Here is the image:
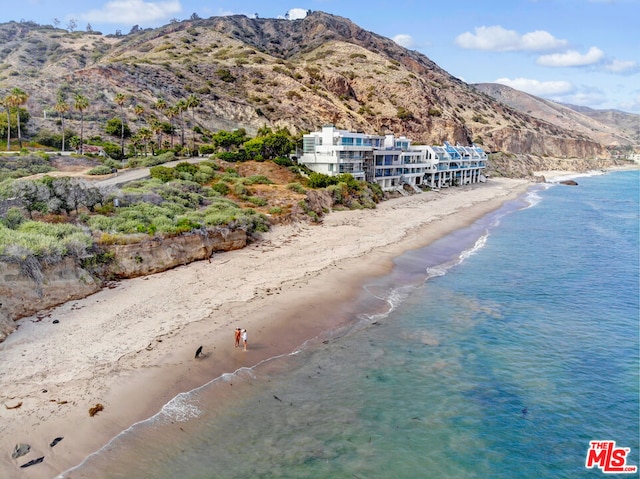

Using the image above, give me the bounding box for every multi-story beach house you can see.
[415,142,488,189]
[298,125,488,191]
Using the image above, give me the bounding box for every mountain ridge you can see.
[472,82,638,151]
[0,12,635,163]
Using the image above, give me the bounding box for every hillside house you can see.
[298,126,487,191]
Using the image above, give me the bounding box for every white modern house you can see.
[370,134,430,190]
[300,125,381,182]
[298,125,487,191]
[416,142,487,188]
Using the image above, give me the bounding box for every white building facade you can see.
[416,142,487,188]
[298,126,487,191]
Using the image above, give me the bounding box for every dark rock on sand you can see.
[20,456,44,468]
[11,443,30,459]
[50,437,63,447]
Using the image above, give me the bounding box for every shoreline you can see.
[0,176,546,478]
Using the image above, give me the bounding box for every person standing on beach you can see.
[242,329,248,351]
[234,328,241,348]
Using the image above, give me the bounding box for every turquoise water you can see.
[63,171,639,478]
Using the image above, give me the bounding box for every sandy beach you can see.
[0,177,532,478]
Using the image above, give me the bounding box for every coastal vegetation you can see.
[0,122,387,282]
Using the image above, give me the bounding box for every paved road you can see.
[96,157,208,187]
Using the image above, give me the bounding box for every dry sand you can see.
[0,178,531,478]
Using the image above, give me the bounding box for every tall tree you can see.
[166,106,178,149]
[114,93,127,157]
[153,97,167,116]
[7,88,28,149]
[53,98,70,152]
[133,104,144,127]
[73,93,89,154]
[186,94,200,123]
[175,99,187,148]
[150,118,164,150]
[186,94,201,152]
[137,127,152,156]
[1,95,10,150]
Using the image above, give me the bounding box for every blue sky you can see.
[7,0,640,113]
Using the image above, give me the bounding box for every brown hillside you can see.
[0,13,627,163]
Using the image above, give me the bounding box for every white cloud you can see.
[605,59,638,73]
[285,8,308,20]
[495,77,575,96]
[393,34,415,48]
[77,0,182,24]
[455,25,568,52]
[537,46,605,67]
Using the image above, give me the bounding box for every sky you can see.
[5,0,640,113]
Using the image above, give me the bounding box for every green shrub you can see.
[216,151,247,162]
[0,221,92,259]
[174,162,199,176]
[242,175,273,185]
[87,165,114,175]
[307,172,332,188]
[2,207,25,229]
[273,157,293,167]
[216,68,236,82]
[141,151,175,167]
[286,182,306,194]
[102,158,121,169]
[247,196,267,207]
[233,183,250,196]
[199,144,216,155]
[397,106,414,120]
[211,182,230,195]
[149,165,176,182]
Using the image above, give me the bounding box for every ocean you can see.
[62,170,639,479]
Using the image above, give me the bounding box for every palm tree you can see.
[114,93,127,157]
[74,93,89,154]
[7,88,28,149]
[53,99,70,152]
[153,97,167,116]
[133,104,144,127]
[150,118,164,151]
[137,127,152,156]
[165,105,178,149]
[175,99,187,148]
[186,94,201,153]
[1,95,10,151]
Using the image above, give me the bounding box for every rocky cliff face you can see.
[0,228,247,337]
[102,228,247,277]
[0,257,101,338]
